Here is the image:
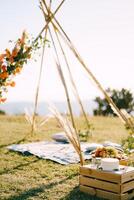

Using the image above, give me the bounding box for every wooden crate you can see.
[79,164,134,200]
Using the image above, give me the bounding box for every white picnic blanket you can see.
[7,141,93,165]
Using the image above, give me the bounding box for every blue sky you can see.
[0,0,134,102]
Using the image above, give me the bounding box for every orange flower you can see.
[9,57,14,63]
[5,49,11,58]
[2,65,7,72]
[12,48,19,58]
[0,54,5,62]
[0,31,33,102]
[0,72,8,79]
[15,67,21,73]
[0,62,3,69]
[27,54,31,59]
[10,81,16,87]
[4,82,10,86]
[20,30,27,44]
[0,98,7,103]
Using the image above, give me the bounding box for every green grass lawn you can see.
[0,115,130,200]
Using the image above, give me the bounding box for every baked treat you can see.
[101,158,119,171]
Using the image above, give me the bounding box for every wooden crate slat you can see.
[80,165,134,200]
[120,194,130,200]
[80,185,96,196]
[121,167,134,183]
[118,190,134,200]
[80,185,122,200]
[80,175,120,193]
[121,180,134,193]
[80,165,121,183]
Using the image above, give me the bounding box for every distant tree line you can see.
[93,88,134,116]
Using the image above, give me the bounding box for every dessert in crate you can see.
[101,158,119,171]
[92,146,128,165]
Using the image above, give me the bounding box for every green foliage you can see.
[122,135,134,153]
[122,118,134,153]
[78,130,91,142]
[93,88,134,116]
[0,109,6,115]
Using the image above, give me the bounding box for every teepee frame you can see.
[30,0,134,165]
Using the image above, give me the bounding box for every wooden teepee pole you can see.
[42,0,91,135]
[48,26,77,131]
[47,26,84,165]
[40,1,77,130]
[50,106,84,165]
[32,0,66,46]
[53,27,91,132]
[31,0,66,135]
[41,2,132,129]
[53,25,129,124]
[31,28,48,135]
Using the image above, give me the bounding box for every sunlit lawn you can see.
[0,115,130,200]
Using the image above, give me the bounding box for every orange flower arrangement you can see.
[0,31,32,102]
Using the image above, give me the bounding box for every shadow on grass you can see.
[0,137,27,149]
[7,173,78,200]
[0,158,39,175]
[60,186,103,200]
[7,187,44,200]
